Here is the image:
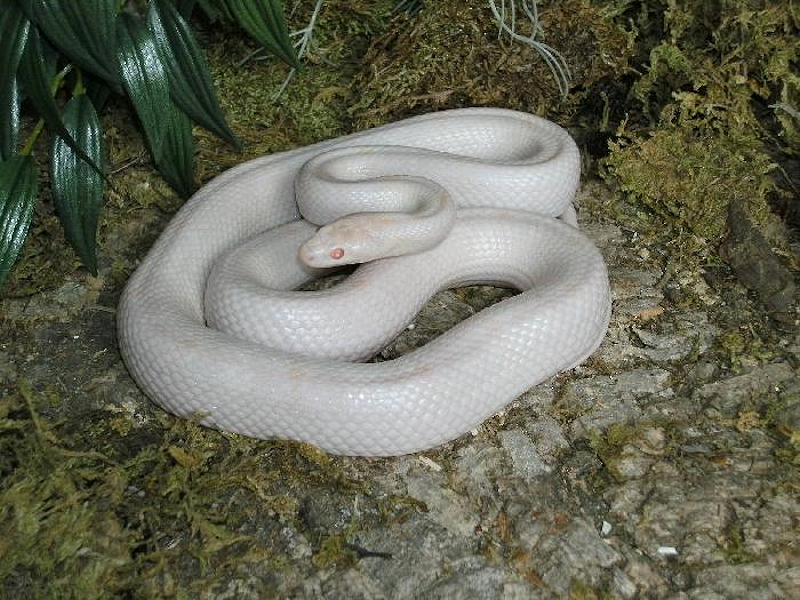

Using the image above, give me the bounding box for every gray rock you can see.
[564,368,672,439]
[720,202,797,320]
[695,362,795,417]
[613,567,638,599]
[417,562,507,600]
[405,474,479,538]
[772,395,800,434]
[536,521,622,595]
[454,443,505,498]
[499,429,553,479]
[299,489,355,532]
[687,360,719,384]
[689,563,791,600]
[631,311,717,362]
[320,568,388,600]
[527,414,570,458]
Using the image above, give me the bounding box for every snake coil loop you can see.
[118,108,611,456]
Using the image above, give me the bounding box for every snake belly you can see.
[117,108,611,456]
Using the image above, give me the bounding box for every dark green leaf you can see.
[51,95,105,275]
[39,34,60,83]
[196,0,233,21]
[19,0,120,86]
[157,102,196,199]
[0,155,38,287]
[224,0,300,69]
[0,3,30,159]
[148,0,241,149]
[173,0,197,19]
[17,26,103,174]
[116,12,170,164]
[0,2,30,77]
[1,78,20,162]
[116,13,195,198]
[84,75,112,112]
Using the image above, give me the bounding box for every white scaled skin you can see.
[117,108,612,456]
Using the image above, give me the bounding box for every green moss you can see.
[377,493,429,523]
[569,577,620,600]
[718,330,747,360]
[197,0,397,150]
[602,0,798,262]
[775,432,800,470]
[765,393,800,429]
[716,327,773,369]
[588,422,643,482]
[589,422,639,453]
[310,532,358,569]
[1,383,137,599]
[351,0,632,127]
[633,0,799,148]
[588,421,680,483]
[632,43,695,114]
[720,525,757,565]
[0,381,371,598]
[768,392,800,469]
[604,124,778,257]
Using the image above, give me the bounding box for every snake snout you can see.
[299,220,370,268]
[299,215,394,268]
[298,234,333,268]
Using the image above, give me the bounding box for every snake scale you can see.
[118,108,611,456]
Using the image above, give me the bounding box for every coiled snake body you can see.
[118,108,611,456]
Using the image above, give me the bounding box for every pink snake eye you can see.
[330,247,345,260]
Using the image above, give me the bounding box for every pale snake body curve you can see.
[117,108,611,456]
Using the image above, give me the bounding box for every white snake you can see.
[117,108,611,456]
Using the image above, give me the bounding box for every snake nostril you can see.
[330,248,345,259]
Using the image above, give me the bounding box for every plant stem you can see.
[18,64,75,157]
[20,119,46,156]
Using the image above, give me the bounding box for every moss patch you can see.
[0,381,377,599]
[604,124,778,257]
[601,0,798,264]
[350,0,632,127]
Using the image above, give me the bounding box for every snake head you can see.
[299,214,403,268]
